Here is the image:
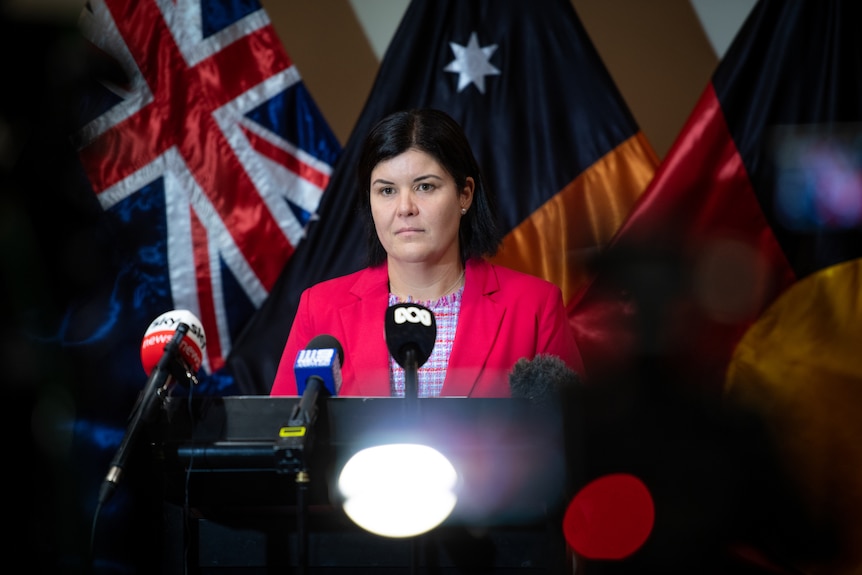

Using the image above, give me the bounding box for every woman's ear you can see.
[461,176,475,211]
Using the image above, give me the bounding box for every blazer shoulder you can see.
[483,262,560,293]
[306,270,361,295]
[303,265,387,302]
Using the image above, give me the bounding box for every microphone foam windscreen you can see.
[384,303,437,369]
[508,354,580,404]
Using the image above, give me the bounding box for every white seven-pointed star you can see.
[444,32,501,93]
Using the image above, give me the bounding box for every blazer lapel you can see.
[338,265,392,396]
[443,260,504,396]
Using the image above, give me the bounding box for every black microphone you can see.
[508,354,581,406]
[509,354,584,514]
[384,303,436,399]
[99,310,205,506]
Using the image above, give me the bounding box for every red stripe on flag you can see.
[244,126,330,189]
[190,207,224,371]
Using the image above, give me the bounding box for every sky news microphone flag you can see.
[59,0,339,571]
[569,1,862,571]
[227,0,659,393]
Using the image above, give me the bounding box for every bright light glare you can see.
[338,443,458,538]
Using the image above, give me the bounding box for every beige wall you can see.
[263,0,720,159]
[261,1,379,149]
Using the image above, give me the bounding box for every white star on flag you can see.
[444,31,501,93]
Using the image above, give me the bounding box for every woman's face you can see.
[370,148,473,267]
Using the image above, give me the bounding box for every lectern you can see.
[150,395,573,574]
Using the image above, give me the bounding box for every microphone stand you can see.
[99,323,190,506]
[401,348,420,574]
[403,348,419,402]
[281,378,324,575]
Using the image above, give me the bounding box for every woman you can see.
[270,108,584,397]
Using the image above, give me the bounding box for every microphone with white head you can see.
[140,308,206,378]
[99,309,206,506]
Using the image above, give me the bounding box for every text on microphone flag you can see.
[140,309,206,374]
[394,305,434,327]
[295,348,338,368]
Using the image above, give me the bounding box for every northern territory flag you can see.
[227,0,658,393]
[569,1,862,571]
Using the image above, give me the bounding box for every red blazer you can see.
[270,259,584,397]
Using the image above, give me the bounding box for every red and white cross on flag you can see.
[73,0,340,373]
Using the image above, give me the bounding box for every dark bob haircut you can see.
[356,108,502,266]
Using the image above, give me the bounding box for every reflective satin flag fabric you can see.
[69,0,339,383]
[57,1,339,571]
[226,0,658,392]
[569,1,862,572]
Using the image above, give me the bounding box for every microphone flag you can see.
[295,347,342,396]
[140,309,206,377]
[384,303,437,370]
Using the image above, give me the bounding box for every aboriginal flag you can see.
[569,1,862,571]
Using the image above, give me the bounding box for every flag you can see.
[55,0,339,571]
[69,0,340,383]
[226,0,659,393]
[569,0,862,571]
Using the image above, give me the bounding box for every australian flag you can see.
[48,0,340,572]
[69,0,340,382]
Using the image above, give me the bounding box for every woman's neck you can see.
[387,260,465,302]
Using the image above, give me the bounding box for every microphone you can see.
[384,303,436,399]
[290,335,344,425]
[277,336,344,474]
[282,336,344,568]
[508,354,581,406]
[99,310,206,506]
[294,334,344,397]
[140,308,206,378]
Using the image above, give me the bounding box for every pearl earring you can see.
[461,208,467,215]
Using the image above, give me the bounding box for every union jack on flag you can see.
[71,0,340,378]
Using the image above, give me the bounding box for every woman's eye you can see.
[417,183,434,192]
[379,186,395,196]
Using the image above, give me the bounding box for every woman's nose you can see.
[396,191,417,215]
